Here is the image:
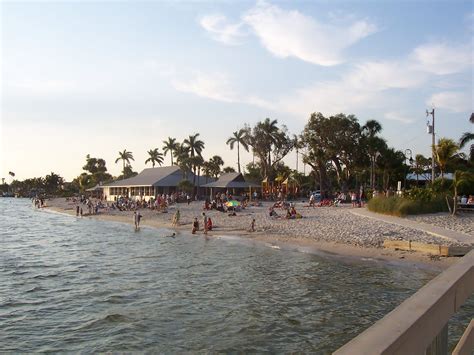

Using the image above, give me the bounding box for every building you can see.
[102,166,212,201]
[201,172,260,199]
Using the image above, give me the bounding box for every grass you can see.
[367,195,449,216]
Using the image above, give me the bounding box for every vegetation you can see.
[368,195,448,216]
[4,110,472,211]
[145,148,164,168]
[226,129,249,173]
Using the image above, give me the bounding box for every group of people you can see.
[269,203,302,219]
[192,212,213,234]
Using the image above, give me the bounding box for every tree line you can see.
[3,112,473,197]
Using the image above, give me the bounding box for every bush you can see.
[368,195,448,216]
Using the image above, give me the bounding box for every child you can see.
[192,217,199,234]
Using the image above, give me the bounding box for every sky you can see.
[1,0,473,181]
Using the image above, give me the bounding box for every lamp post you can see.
[404,149,413,189]
[426,108,435,184]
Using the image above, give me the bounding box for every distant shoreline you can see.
[41,197,471,271]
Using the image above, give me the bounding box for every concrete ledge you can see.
[383,240,472,257]
[334,250,474,354]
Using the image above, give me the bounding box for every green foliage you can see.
[431,178,452,193]
[177,179,194,193]
[368,195,448,216]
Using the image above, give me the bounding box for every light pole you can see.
[404,149,413,189]
[426,108,435,184]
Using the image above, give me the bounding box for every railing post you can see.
[425,323,448,355]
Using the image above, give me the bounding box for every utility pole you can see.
[426,108,435,184]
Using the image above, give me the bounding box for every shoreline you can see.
[44,202,461,271]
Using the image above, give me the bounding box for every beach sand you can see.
[45,197,474,270]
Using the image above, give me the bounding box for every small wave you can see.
[77,313,133,331]
[25,286,44,293]
[32,273,60,279]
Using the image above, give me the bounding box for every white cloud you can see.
[199,14,245,45]
[242,2,377,66]
[411,42,472,75]
[427,91,473,113]
[384,111,414,124]
[171,71,273,109]
[347,61,426,90]
[199,2,377,66]
[172,72,239,103]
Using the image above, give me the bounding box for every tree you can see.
[434,138,459,180]
[183,133,205,157]
[377,148,405,190]
[175,144,191,179]
[244,118,293,180]
[183,133,205,185]
[452,170,474,214]
[361,120,385,189]
[208,155,224,178]
[44,172,64,194]
[145,148,164,168]
[115,149,134,174]
[222,166,236,173]
[121,166,138,179]
[412,154,431,183]
[226,129,249,173]
[459,113,474,162]
[82,154,112,187]
[163,137,179,165]
[301,113,362,195]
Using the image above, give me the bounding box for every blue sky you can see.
[1,0,473,181]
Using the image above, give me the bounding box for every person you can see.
[269,206,278,218]
[309,193,315,207]
[206,217,213,231]
[249,218,256,232]
[172,209,180,226]
[165,232,176,238]
[202,212,208,234]
[80,207,83,217]
[134,211,142,230]
[186,194,191,205]
[76,205,80,216]
[192,217,199,234]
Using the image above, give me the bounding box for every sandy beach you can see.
[44,197,474,270]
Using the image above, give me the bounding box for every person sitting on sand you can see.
[269,206,278,218]
[192,217,199,234]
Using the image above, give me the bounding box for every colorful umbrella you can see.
[226,200,241,207]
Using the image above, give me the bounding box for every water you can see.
[0,199,472,352]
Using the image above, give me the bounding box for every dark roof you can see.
[104,166,213,187]
[202,173,260,188]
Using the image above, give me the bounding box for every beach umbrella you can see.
[226,200,241,207]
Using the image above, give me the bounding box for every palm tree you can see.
[226,129,249,173]
[145,148,164,168]
[459,113,474,161]
[184,133,205,184]
[183,133,205,157]
[163,137,179,165]
[434,138,459,180]
[115,149,134,173]
[209,155,224,178]
[175,144,191,179]
[452,170,474,215]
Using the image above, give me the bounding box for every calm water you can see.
[0,198,471,352]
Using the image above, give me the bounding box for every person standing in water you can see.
[172,209,180,226]
[134,211,142,230]
[202,212,208,234]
